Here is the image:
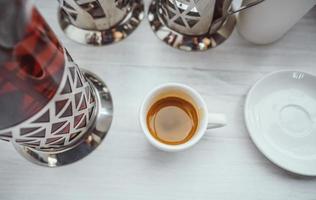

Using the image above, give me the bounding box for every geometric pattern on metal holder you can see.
[0,52,96,150]
[160,0,202,30]
[58,0,128,30]
[59,0,106,21]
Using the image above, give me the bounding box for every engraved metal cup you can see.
[58,0,144,45]
[148,0,264,51]
[0,0,113,167]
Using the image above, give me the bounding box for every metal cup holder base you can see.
[14,70,113,167]
[148,0,237,51]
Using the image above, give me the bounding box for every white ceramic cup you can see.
[139,83,227,152]
[237,0,316,44]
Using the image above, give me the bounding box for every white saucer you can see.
[245,71,316,176]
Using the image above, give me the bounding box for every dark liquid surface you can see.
[146,97,199,145]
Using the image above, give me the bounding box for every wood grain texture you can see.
[1,1,316,199]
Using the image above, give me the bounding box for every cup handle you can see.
[207,113,227,130]
[231,0,265,15]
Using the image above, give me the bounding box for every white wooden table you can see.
[1,1,316,199]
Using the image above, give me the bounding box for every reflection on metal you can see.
[148,0,236,51]
[159,0,216,36]
[58,0,144,45]
[15,69,113,167]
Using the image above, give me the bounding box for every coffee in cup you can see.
[140,83,227,152]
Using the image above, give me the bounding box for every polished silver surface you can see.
[159,0,217,36]
[14,70,113,167]
[148,0,236,51]
[148,0,263,51]
[58,0,144,45]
